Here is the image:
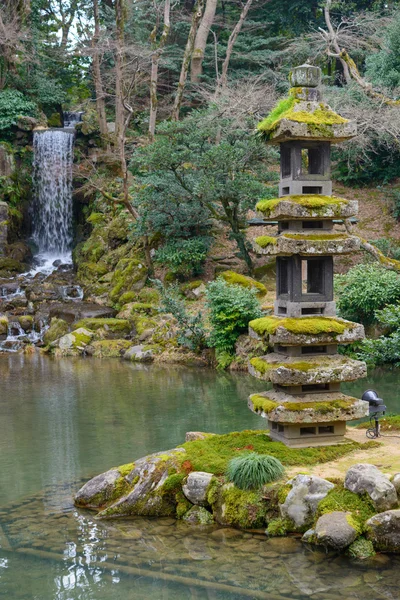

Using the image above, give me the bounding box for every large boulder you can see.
[392,473,400,495]
[183,472,214,506]
[124,344,154,362]
[366,509,400,552]
[53,328,94,356]
[88,448,186,519]
[344,464,397,512]
[43,318,69,346]
[280,474,334,528]
[75,468,123,509]
[307,511,358,551]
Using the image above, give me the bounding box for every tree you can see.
[190,0,217,83]
[171,0,205,120]
[149,0,171,138]
[132,108,274,273]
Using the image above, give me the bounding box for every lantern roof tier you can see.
[256,194,358,220]
[253,231,360,256]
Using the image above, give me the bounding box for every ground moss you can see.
[347,537,376,559]
[162,473,186,492]
[249,394,279,413]
[175,490,193,519]
[91,339,133,358]
[128,302,157,315]
[266,517,291,537]
[110,258,147,303]
[181,280,204,292]
[316,485,376,533]
[117,462,135,477]
[277,484,292,504]
[256,195,349,217]
[254,236,277,248]
[220,270,267,296]
[74,318,131,333]
[43,318,69,345]
[249,315,352,337]
[249,357,272,374]
[282,233,348,241]
[216,485,268,529]
[178,430,377,474]
[87,212,106,225]
[119,291,137,305]
[283,399,357,414]
[72,331,93,348]
[132,314,158,335]
[356,415,400,431]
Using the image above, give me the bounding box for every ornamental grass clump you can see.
[226,452,284,490]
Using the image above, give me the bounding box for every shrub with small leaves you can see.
[206,278,262,354]
[226,452,284,490]
[0,90,37,131]
[154,237,210,278]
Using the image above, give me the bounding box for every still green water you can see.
[0,355,399,600]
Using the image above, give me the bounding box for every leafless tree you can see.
[190,0,217,83]
[0,1,30,88]
[149,0,171,138]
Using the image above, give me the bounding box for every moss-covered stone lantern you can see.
[248,64,369,448]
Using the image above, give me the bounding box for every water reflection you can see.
[1,355,400,599]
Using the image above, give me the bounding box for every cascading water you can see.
[31,124,75,274]
[63,111,83,129]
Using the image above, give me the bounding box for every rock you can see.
[73,318,132,338]
[280,474,334,528]
[0,144,15,177]
[75,468,122,509]
[5,242,32,263]
[182,506,214,525]
[17,115,37,131]
[183,472,214,506]
[0,315,8,337]
[366,510,400,552]
[344,464,397,512]
[311,511,358,550]
[17,315,33,333]
[182,282,206,300]
[210,482,267,529]
[392,474,400,495]
[124,344,154,362]
[53,328,94,356]
[0,258,26,274]
[91,339,133,358]
[0,202,8,255]
[43,318,69,346]
[92,448,187,519]
[185,431,215,442]
[49,302,116,324]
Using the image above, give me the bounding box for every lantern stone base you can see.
[267,419,348,448]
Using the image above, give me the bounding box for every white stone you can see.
[183,472,214,506]
[280,474,334,528]
[344,464,398,512]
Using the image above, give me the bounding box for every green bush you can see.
[154,279,207,352]
[335,264,400,326]
[154,237,210,278]
[352,330,400,367]
[0,90,37,131]
[371,237,400,260]
[226,452,284,490]
[206,278,262,354]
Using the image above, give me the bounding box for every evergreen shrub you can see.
[154,237,210,278]
[0,90,37,131]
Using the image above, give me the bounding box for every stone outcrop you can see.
[182,472,214,506]
[366,510,400,552]
[306,511,358,550]
[344,464,398,512]
[279,474,334,528]
[75,468,123,509]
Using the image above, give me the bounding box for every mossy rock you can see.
[209,481,268,529]
[107,216,129,248]
[47,112,62,127]
[73,318,132,336]
[43,318,69,345]
[0,315,8,336]
[256,195,357,220]
[17,315,34,332]
[78,261,109,283]
[316,485,376,534]
[0,258,26,273]
[110,258,147,302]
[220,270,266,297]
[90,339,133,358]
[132,314,158,336]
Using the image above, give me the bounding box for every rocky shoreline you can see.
[74,430,400,559]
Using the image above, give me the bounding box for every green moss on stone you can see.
[256,195,349,217]
[283,399,357,414]
[266,517,291,537]
[220,270,267,296]
[249,394,279,413]
[91,339,133,358]
[117,462,135,477]
[347,537,376,559]
[216,485,268,529]
[175,490,193,519]
[277,483,291,504]
[282,233,348,241]
[43,318,69,345]
[254,236,277,248]
[316,485,376,534]
[249,315,352,337]
[74,318,131,334]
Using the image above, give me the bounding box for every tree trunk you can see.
[149,0,171,139]
[323,0,351,85]
[114,0,126,160]
[93,0,109,144]
[190,0,217,83]
[171,0,205,121]
[219,0,254,90]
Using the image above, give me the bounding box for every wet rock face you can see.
[75,468,122,509]
[183,472,214,507]
[49,303,116,324]
[311,511,358,550]
[344,464,398,512]
[366,509,400,552]
[0,202,8,256]
[280,475,334,528]
[74,448,187,519]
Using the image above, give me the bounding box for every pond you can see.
[0,354,399,600]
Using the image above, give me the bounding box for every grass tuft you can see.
[226,452,285,490]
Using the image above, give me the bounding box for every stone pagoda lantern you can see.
[247,64,369,448]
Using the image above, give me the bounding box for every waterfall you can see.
[63,111,83,128]
[31,127,75,271]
